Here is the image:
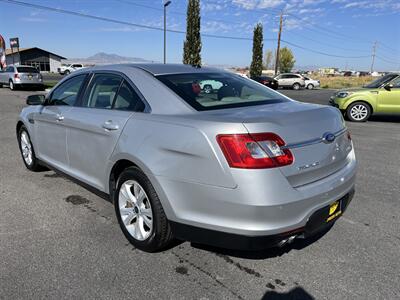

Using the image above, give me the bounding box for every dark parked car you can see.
[251,76,279,90]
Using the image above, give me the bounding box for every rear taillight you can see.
[216,133,293,169]
[14,73,20,79]
[261,80,269,84]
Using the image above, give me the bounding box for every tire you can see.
[64,70,70,75]
[203,84,212,94]
[346,102,371,122]
[17,125,43,171]
[0,83,3,88]
[292,83,301,90]
[9,80,15,90]
[307,84,314,90]
[114,167,173,252]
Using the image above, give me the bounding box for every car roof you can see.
[88,63,226,76]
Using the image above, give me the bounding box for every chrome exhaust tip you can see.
[278,235,297,247]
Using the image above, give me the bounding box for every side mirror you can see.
[384,84,393,91]
[26,94,45,105]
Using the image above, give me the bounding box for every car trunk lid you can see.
[240,102,353,187]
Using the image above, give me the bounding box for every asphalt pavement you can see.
[0,87,399,299]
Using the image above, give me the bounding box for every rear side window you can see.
[156,72,288,111]
[49,74,87,106]
[6,66,14,72]
[17,67,39,73]
[83,74,122,109]
[113,81,145,112]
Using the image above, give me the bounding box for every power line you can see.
[281,39,371,59]
[0,0,379,61]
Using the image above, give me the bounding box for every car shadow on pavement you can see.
[190,225,333,260]
[368,114,400,123]
[262,287,314,300]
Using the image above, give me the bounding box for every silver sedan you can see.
[16,64,356,252]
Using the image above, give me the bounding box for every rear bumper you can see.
[171,188,355,250]
[156,149,357,239]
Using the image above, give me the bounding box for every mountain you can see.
[64,52,155,65]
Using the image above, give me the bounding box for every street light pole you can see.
[163,0,171,64]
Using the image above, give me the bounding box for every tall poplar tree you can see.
[183,0,202,67]
[250,23,263,78]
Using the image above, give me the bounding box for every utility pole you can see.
[163,0,171,64]
[274,11,284,76]
[370,41,377,73]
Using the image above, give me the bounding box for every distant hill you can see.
[64,52,155,65]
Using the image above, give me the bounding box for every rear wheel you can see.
[292,83,301,90]
[307,83,314,90]
[114,167,173,252]
[346,102,371,122]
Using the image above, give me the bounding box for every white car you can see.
[303,77,320,90]
[58,63,85,75]
[199,79,224,94]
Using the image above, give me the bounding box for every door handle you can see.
[102,120,119,131]
[56,114,64,121]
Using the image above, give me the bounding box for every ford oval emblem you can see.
[323,132,336,143]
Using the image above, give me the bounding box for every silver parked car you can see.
[0,65,44,90]
[275,73,306,90]
[17,64,356,252]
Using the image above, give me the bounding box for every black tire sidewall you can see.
[18,126,39,170]
[114,167,170,252]
[293,83,300,90]
[346,102,371,122]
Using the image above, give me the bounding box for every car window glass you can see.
[157,72,288,111]
[50,74,86,106]
[17,67,39,73]
[113,80,144,111]
[390,77,400,88]
[6,66,14,72]
[83,74,122,109]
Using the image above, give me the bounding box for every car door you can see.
[63,73,145,191]
[277,74,289,87]
[33,74,88,170]
[0,66,13,83]
[377,77,400,113]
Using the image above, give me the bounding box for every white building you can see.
[5,47,66,73]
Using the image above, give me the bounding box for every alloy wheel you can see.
[118,180,153,241]
[20,131,33,166]
[350,104,368,121]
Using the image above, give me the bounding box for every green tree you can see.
[183,0,202,67]
[279,47,295,73]
[250,23,263,78]
[264,49,273,70]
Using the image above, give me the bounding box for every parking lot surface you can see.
[1,88,399,299]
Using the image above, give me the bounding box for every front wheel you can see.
[203,84,212,94]
[292,83,301,90]
[346,102,371,122]
[9,80,15,90]
[18,125,43,171]
[114,167,173,252]
[307,84,314,90]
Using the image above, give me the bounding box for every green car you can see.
[330,73,400,122]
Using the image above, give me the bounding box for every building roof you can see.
[5,47,66,59]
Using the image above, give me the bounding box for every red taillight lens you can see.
[216,133,293,169]
[14,73,20,79]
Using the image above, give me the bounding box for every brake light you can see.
[14,73,20,79]
[216,133,293,169]
[261,80,269,84]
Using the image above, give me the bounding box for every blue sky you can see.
[0,0,399,71]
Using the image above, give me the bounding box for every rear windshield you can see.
[156,72,289,111]
[17,67,39,73]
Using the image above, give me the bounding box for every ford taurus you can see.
[17,64,356,252]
